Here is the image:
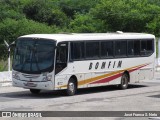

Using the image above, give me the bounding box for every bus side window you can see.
[70,42,84,61]
[55,42,68,74]
[134,40,140,56]
[101,41,113,58]
[141,40,147,55]
[146,40,154,55]
[86,41,100,59]
[128,40,134,56]
[141,40,153,56]
[115,41,127,57]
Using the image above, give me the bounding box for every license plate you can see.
[24,82,37,87]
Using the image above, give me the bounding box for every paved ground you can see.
[1,72,160,120]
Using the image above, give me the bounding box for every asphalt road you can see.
[1,72,160,120]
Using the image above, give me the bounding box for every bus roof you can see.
[19,33,155,42]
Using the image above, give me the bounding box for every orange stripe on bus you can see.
[58,63,150,88]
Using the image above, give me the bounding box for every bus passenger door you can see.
[55,42,68,89]
[55,42,68,75]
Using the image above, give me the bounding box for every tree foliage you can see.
[90,0,160,34]
[69,14,105,33]
[0,0,160,58]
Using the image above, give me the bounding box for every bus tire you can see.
[66,78,77,96]
[119,73,129,90]
[30,89,41,94]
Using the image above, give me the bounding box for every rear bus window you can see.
[141,40,153,56]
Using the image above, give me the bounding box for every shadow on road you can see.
[0,84,148,99]
[148,94,160,98]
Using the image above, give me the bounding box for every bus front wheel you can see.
[66,78,77,96]
[119,73,129,90]
[30,89,41,94]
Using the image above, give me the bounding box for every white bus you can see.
[12,32,155,95]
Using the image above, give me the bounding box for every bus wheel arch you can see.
[119,71,130,90]
[124,71,130,83]
[66,75,78,96]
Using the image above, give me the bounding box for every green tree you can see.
[0,18,59,59]
[147,17,160,36]
[58,0,99,18]
[0,0,24,20]
[90,0,160,34]
[69,14,105,33]
[23,0,69,27]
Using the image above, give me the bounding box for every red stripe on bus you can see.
[128,64,148,73]
[90,64,149,84]
[90,73,122,84]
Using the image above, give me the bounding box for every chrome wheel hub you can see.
[69,82,74,93]
[122,76,127,87]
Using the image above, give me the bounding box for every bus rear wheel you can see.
[30,89,41,94]
[66,78,77,96]
[119,73,129,90]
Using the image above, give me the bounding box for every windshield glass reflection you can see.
[13,38,55,74]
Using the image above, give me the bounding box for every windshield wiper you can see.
[31,47,40,72]
[20,47,31,71]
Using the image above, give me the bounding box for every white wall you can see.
[0,71,12,82]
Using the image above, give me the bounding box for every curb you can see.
[0,71,12,87]
[156,67,160,72]
[0,82,12,87]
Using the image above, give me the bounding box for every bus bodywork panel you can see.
[12,70,55,90]
[55,54,155,90]
[12,33,155,91]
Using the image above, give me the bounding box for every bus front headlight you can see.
[12,72,20,80]
[42,75,52,81]
[46,75,52,81]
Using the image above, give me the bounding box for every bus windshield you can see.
[12,38,56,74]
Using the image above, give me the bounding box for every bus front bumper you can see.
[12,78,54,90]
